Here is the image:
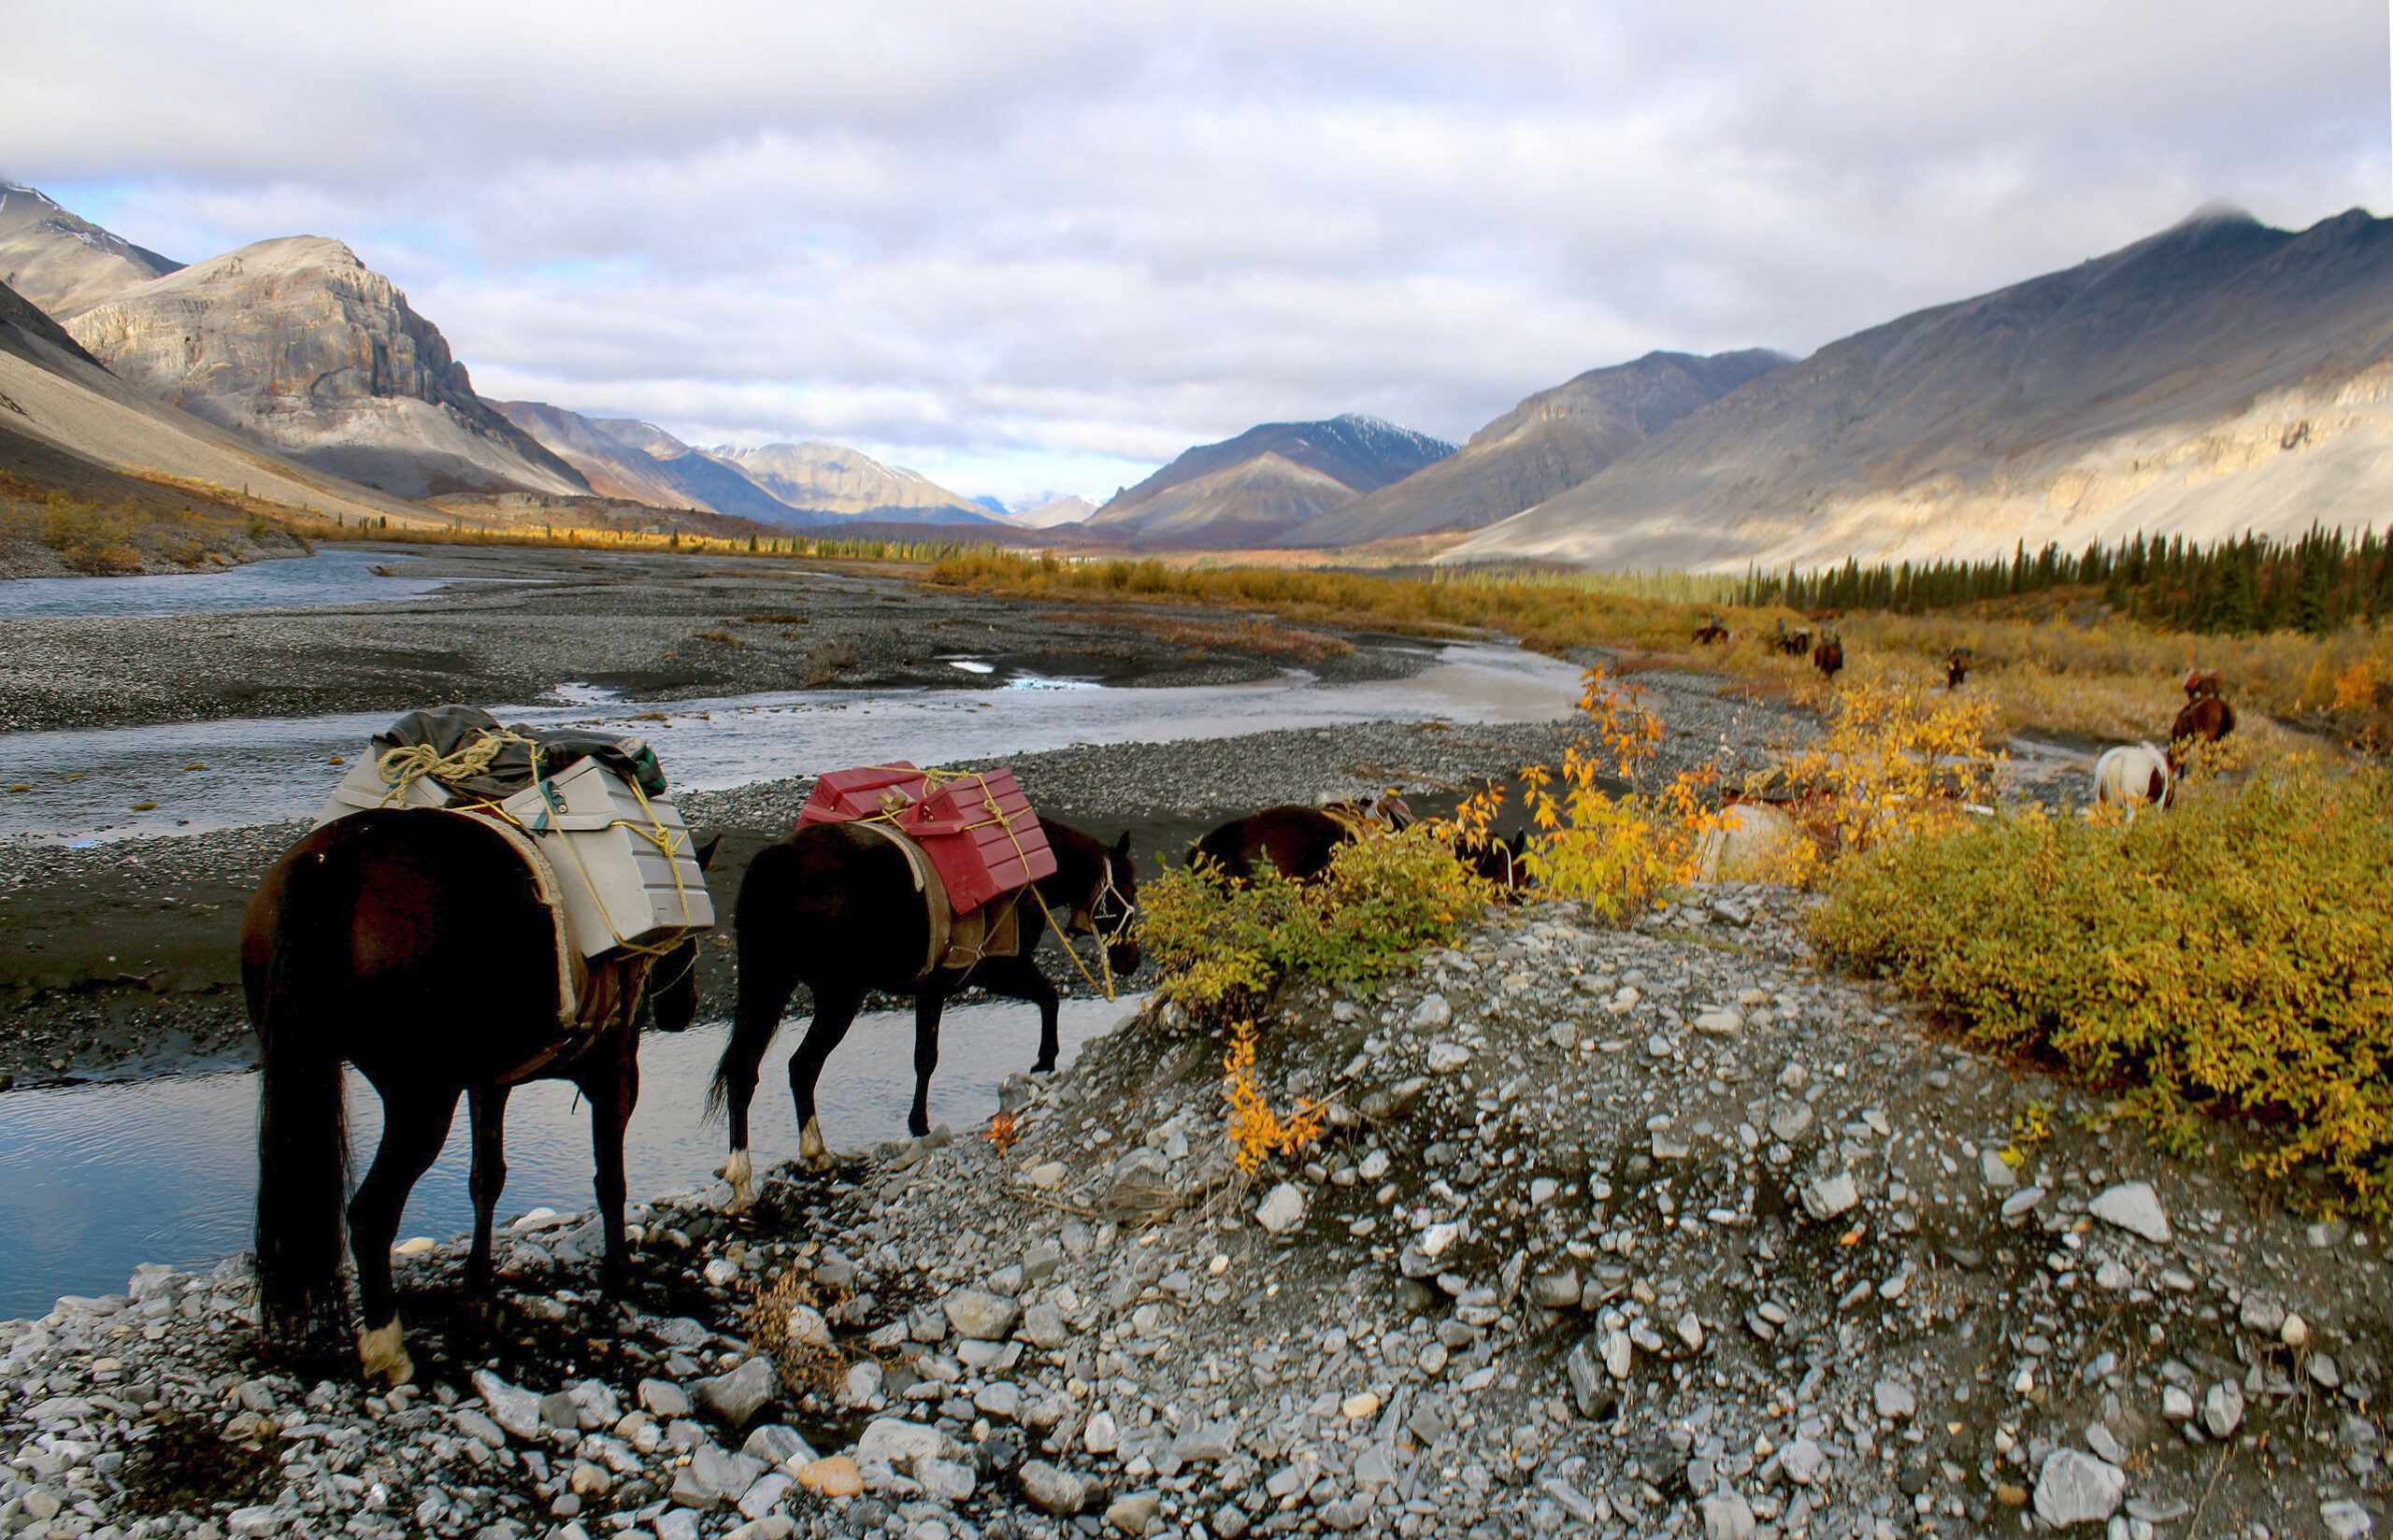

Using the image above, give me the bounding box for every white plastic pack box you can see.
[498,758,716,957]
[311,756,453,826]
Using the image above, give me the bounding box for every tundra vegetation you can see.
[1144,657,2393,1220]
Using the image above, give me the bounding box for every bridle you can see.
[1072,852,1139,952]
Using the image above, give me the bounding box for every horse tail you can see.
[251,848,353,1348]
[708,839,807,1119]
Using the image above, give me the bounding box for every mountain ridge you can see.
[1090,413,1455,546]
[1287,349,1787,548]
[1447,207,2393,572]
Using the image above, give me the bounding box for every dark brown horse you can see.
[1191,795,1413,883]
[1772,620,1812,658]
[708,816,1138,1201]
[1945,648,1972,690]
[2169,683,2236,776]
[1458,829,1535,893]
[1693,616,1730,645]
[245,809,714,1385]
[1813,635,1845,681]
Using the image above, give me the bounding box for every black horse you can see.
[708,816,1138,1202]
[246,809,713,1385]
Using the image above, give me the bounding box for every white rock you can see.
[1699,1490,1756,1540]
[2321,1499,2375,1540]
[1872,1380,1915,1420]
[1255,1183,1307,1235]
[1419,1221,1460,1259]
[940,1289,1022,1341]
[783,1305,832,1348]
[1800,1172,1860,1221]
[1020,1460,1090,1515]
[1602,1329,1632,1379]
[853,1418,944,1470]
[1084,1409,1121,1454]
[2089,1182,2172,1244]
[470,1369,545,1443]
[2200,1379,2244,1438]
[1424,1042,1472,1075]
[2034,1449,2126,1528]
[1410,993,1453,1028]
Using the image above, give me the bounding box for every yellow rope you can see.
[374,730,538,806]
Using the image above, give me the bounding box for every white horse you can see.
[2092,743,2172,818]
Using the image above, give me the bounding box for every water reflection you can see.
[0,994,1144,1319]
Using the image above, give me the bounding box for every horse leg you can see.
[790,987,864,1169]
[465,1084,511,1300]
[909,990,948,1139]
[978,955,1062,1074]
[713,949,800,1213]
[348,1084,460,1387]
[584,1028,639,1297]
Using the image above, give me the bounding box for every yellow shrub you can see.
[1811,758,2393,1216]
[1761,676,2003,852]
[1222,1020,1326,1173]
[1139,828,1487,1019]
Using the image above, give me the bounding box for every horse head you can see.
[1092,832,1142,979]
[647,832,723,1034]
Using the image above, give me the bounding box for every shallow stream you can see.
[0,642,1584,842]
[0,994,1144,1319]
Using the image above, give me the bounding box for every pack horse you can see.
[709,763,1140,1207]
[247,709,717,1385]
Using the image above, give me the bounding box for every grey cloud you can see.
[5,0,2381,499]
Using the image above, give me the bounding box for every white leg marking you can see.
[357,1319,413,1387]
[721,1148,754,1212]
[799,1117,830,1169]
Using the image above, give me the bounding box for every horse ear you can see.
[1112,833,1133,860]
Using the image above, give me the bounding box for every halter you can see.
[1076,853,1138,948]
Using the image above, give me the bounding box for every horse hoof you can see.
[798,1118,827,1165]
[357,1319,413,1388]
[719,1149,756,1213]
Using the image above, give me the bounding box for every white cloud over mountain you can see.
[7,0,2380,503]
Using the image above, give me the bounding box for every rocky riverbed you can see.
[0,654,1815,1089]
[2,893,2384,1540]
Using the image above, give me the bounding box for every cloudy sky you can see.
[6,0,2384,504]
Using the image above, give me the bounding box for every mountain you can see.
[0,275,436,526]
[589,418,693,459]
[494,401,698,508]
[713,442,995,524]
[1292,349,1785,548]
[1447,207,2393,572]
[1089,413,1455,547]
[1001,493,1096,528]
[493,401,814,523]
[0,181,182,319]
[55,232,588,500]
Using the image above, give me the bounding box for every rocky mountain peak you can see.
[0,180,183,320]
[62,232,585,500]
